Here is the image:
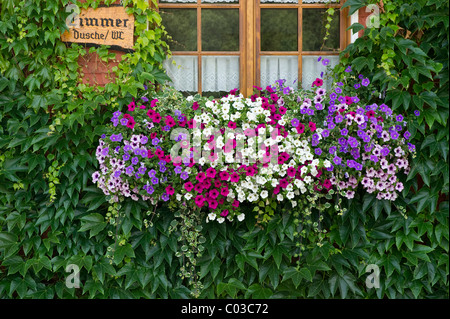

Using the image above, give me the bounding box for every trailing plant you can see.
[0,0,448,300]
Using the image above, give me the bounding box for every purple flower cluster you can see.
[286,58,415,201]
[92,107,192,204]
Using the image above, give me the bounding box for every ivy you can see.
[0,0,448,300]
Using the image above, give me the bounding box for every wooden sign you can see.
[61,5,135,51]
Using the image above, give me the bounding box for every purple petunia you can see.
[333,156,342,165]
[404,131,411,140]
[180,171,189,180]
[362,78,370,86]
[148,169,156,178]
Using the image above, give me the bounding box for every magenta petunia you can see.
[230,172,240,183]
[184,181,194,192]
[228,121,237,129]
[206,167,217,178]
[196,172,206,182]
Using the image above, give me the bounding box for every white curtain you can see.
[202,56,240,92]
[163,55,240,92]
[301,55,339,90]
[163,56,198,92]
[260,56,298,88]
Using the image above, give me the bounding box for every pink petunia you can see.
[196,172,206,182]
[206,167,217,179]
[230,173,240,183]
[219,171,230,181]
[228,121,237,129]
[184,181,194,192]
[165,185,175,196]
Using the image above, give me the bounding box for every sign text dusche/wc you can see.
[61,6,134,50]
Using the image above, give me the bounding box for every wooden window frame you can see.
[156,0,351,97]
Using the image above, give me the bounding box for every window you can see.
[158,0,350,97]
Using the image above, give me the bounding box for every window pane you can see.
[202,56,239,92]
[160,9,197,51]
[163,56,198,92]
[301,55,339,89]
[260,56,298,88]
[302,8,340,51]
[202,9,239,51]
[261,9,298,51]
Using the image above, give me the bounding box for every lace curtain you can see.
[260,55,338,90]
[163,56,198,92]
[164,55,338,93]
[163,56,240,92]
[301,55,339,90]
[260,56,298,89]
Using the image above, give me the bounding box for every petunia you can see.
[230,172,240,183]
[206,167,217,178]
[361,78,370,86]
[182,181,194,193]
[180,171,189,180]
[228,121,237,129]
[219,171,230,181]
[220,187,229,197]
[165,185,175,196]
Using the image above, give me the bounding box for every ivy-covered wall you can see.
[0,0,448,299]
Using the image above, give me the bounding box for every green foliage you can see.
[0,0,448,299]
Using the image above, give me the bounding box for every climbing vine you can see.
[0,0,448,300]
